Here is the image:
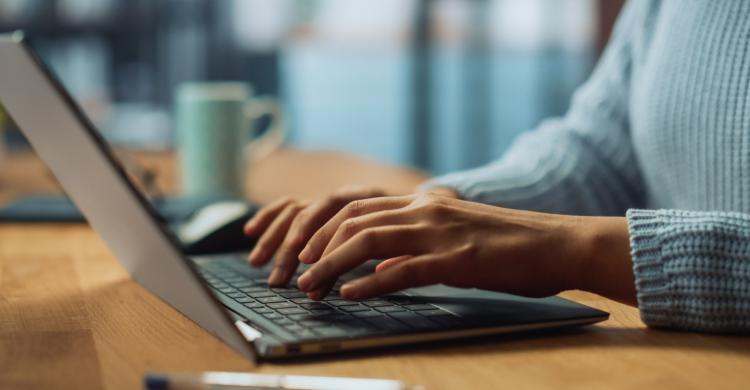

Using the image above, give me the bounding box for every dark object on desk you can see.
[0,195,258,255]
[174,201,259,255]
[0,196,85,222]
[0,194,235,223]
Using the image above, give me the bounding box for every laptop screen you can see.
[0,32,257,361]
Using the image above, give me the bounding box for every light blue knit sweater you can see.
[424,0,750,333]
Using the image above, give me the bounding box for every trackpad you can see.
[403,286,593,323]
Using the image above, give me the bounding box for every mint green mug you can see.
[175,82,284,196]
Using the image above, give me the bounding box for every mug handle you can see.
[244,96,285,160]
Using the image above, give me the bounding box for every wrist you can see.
[421,186,460,199]
[574,216,637,305]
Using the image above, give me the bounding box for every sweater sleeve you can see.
[421,0,653,216]
[627,209,750,332]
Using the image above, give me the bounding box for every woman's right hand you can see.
[243,186,389,286]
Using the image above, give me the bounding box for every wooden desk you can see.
[1,149,749,389]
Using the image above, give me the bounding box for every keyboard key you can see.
[289,314,314,321]
[309,308,336,316]
[235,296,254,303]
[284,324,305,332]
[263,312,284,320]
[374,306,406,313]
[273,318,295,326]
[324,313,354,322]
[404,304,436,311]
[326,300,358,307]
[252,307,274,314]
[300,302,331,310]
[339,305,369,312]
[243,302,264,309]
[278,307,308,315]
[249,291,277,298]
[280,291,307,299]
[352,310,384,318]
[240,287,267,293]
[268,302,297,309]
[270,287,296,293]
[257,296,286,304]
[388,296,422,305]
[291,297,315,304]
[218,287,236,293]
[362,300,392,307]
[226,292,246,299]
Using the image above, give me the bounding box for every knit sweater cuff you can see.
[626,209,673,327]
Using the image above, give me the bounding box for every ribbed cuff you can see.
[626,209,673,328]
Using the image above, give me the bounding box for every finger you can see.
[283,197,351,250]
[340,254,451,300]
[297,225,428,292]
[319,210,415,261]
[248,203,301,266]
[267,208,319,286]
[332,185,386,199]
[298,196,413,263]
[267,238,299,286]
[305,281,336,301]
[375,255,413,273]
[270,194,389,285]
[243,197,294,236]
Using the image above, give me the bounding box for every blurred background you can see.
[0,0,622,175]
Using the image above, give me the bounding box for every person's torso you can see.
[630,0,750,211]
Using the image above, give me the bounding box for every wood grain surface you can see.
[1,149,748,389]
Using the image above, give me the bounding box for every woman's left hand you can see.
[295,193,636,305]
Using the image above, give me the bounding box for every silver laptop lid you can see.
[0,32,256,362]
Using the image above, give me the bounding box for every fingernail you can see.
[268,268,284,286]
[340,283,358,300]
[249,248,265,264]
[298,247,312,263]
[297,272,312,291]
[243,222,256,235]
[308,290,323,300]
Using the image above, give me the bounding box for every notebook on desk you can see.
[0,31,608,362]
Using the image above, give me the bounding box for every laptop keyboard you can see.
[194,256,467,341]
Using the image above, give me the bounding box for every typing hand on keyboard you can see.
[292,192,602,303]
[242,186,389,286]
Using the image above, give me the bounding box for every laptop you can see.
[0,32,608,362]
